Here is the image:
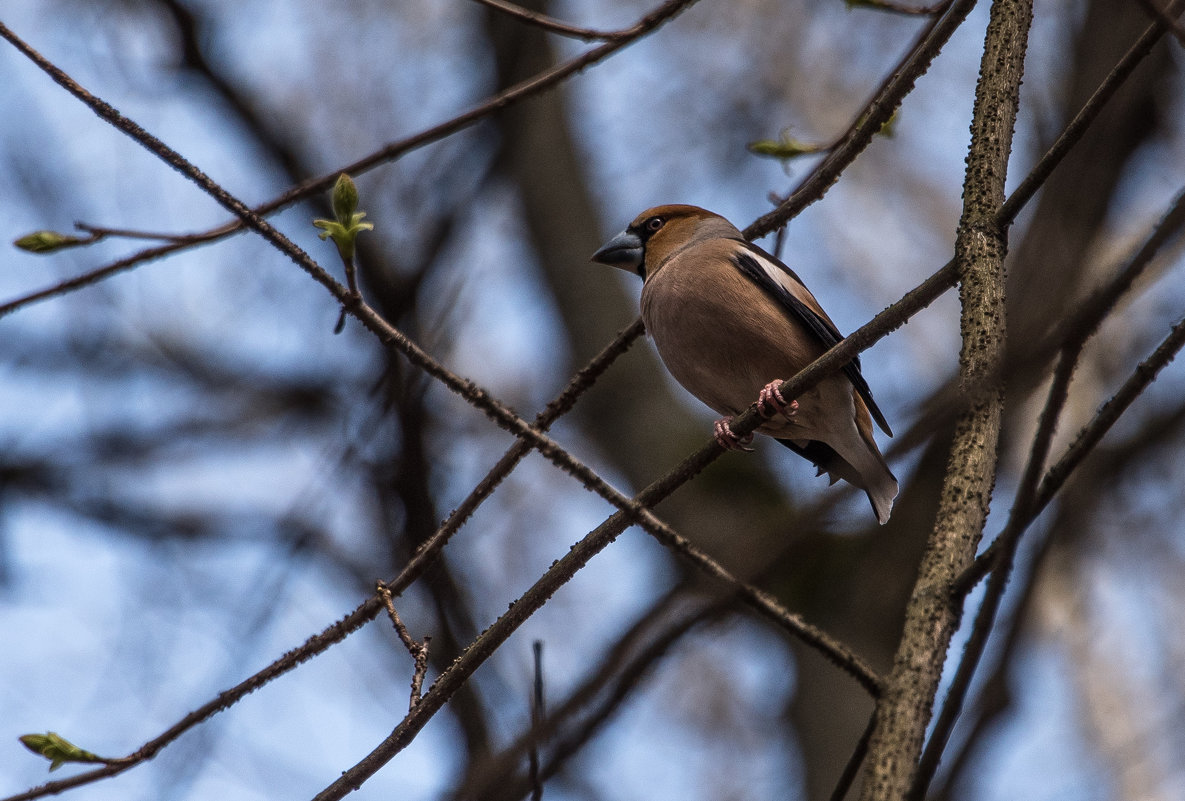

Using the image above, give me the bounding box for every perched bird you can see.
[591,204,898,524]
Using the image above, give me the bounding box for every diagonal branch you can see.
[1136,0,1185,45]
[469,0,626,41]
[744,0,976,239]
[1035,317,1185,513]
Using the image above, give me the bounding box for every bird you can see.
[591,204,898,524]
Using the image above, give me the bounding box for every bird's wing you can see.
[731,242,892,437]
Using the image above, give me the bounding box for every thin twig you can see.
[1036,316,1185,512]
[470,0,623,41]
[377,583,431,711]
[72,222,196,243]
[0,239,217,319]
[531,604,725,792]
[830,711,879,801]
[851,0,949,14]
[454,591,727,801]
[332,248,361,334]
[637,510,883,694]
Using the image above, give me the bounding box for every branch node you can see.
[376,582,431,710]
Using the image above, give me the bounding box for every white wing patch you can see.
[731,243,892,436]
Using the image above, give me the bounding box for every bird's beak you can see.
[591,229,643,271]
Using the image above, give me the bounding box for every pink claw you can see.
[757,381,799,420]
[713,417,754,452]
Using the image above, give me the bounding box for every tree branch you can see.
[469,0,625,41]
[1136,0,1185,45]
[744,0,976,239]
[858,1,1033,798]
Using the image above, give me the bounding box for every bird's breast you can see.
[640,255,825,420]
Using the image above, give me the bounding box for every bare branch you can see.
[955,176,1185,594]
[1000,2,1183,223]
[470,0,624,41]
[852,0,949,14]
[859,1,1033,798]
[377,584,431,711]
[910,343,1079,799]
[637,510,883,694]
[1036,317,1185,512]
[831,712,878,801]
[744,0,977,239]
[1136,0,1185,46]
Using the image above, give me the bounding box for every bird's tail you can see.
[857,453,898,525]
[777,439,898,524]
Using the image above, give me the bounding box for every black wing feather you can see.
[732,246,892,437]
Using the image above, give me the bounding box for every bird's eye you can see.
[644,216,664,232]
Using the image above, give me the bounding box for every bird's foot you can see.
[757,381,799,420]
[713,417,754,452]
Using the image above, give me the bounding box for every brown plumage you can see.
[592,204,898,524]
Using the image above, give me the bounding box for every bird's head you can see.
[591,204,742,279]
